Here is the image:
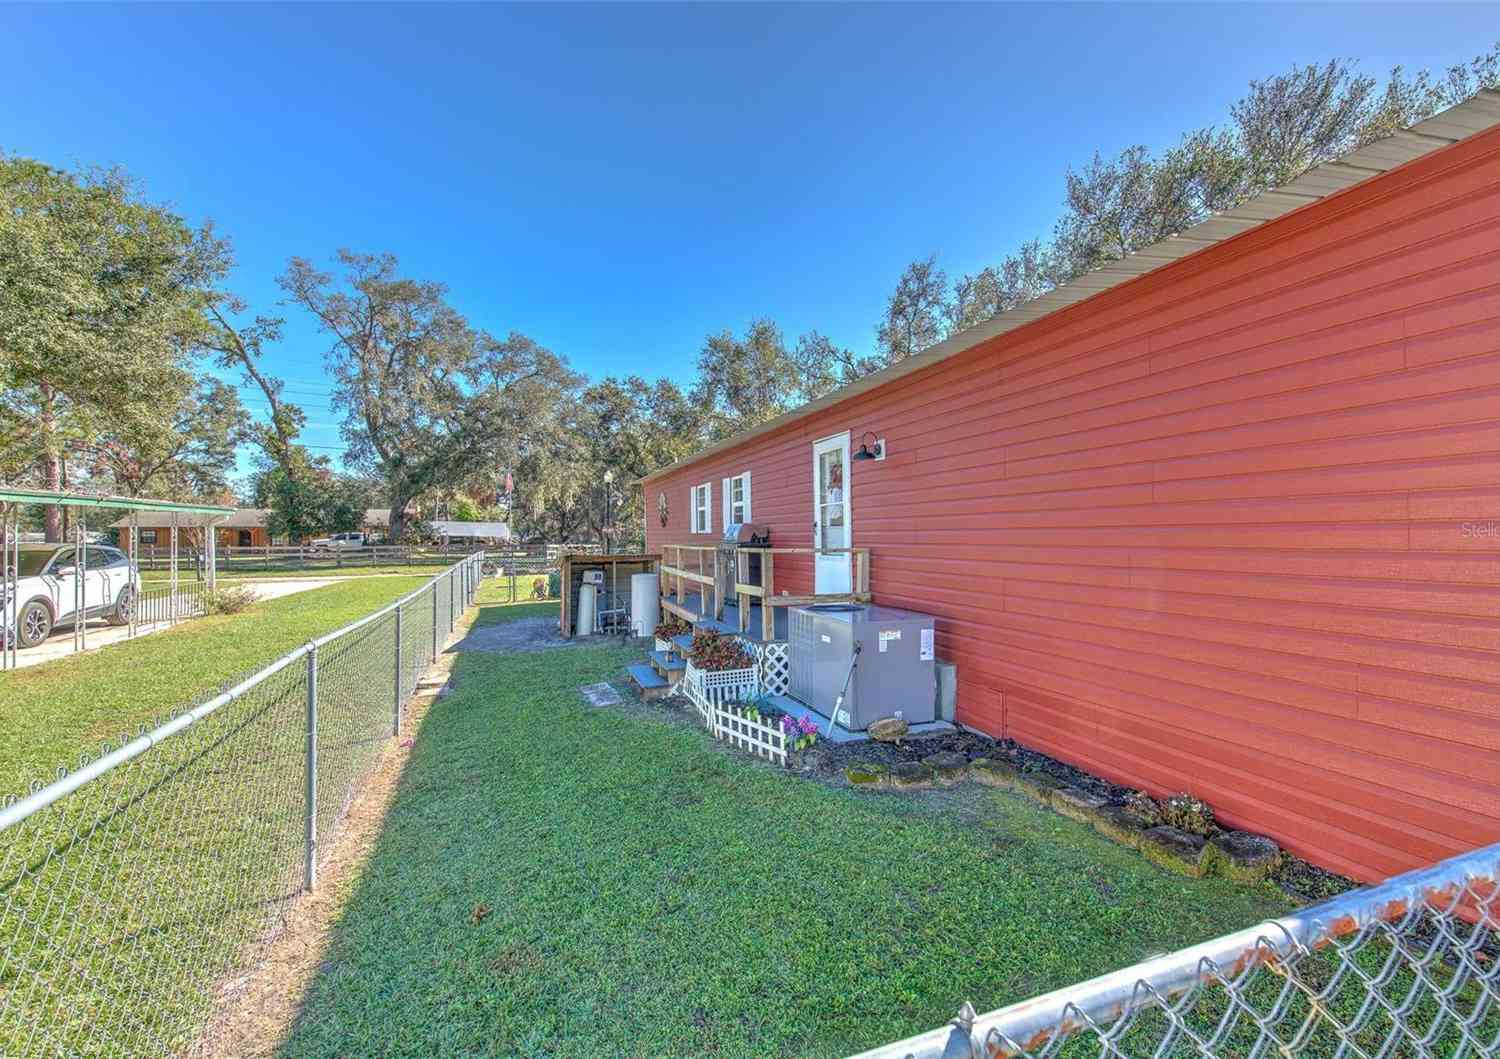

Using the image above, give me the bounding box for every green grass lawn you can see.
[278,616,1294,1059]
[0,575,430,791]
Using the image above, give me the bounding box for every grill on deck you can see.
[715,523,770,617]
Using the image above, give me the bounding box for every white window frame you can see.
[691,482,713,534]
[722,472,751,527]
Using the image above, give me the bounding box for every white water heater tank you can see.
[630,573,659,637]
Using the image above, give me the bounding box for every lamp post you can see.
[602,470,614,555]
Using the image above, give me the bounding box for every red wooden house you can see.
[642,92,1500,883]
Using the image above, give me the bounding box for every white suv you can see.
[308,532,366,554]
[4,544,139,648]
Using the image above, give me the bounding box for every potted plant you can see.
[684,630,759,710]
[654,617,692,655]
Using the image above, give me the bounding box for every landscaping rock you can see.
[845,762,890,789]
[1051,787,1110,825]
[1014,770,1066,805]
[922,751,969,786]
[1091,806,1148,849]
[888,761,935,790]
[969,756,1021,790]
[1140,826,1212,877]
[1208,830,1281,882]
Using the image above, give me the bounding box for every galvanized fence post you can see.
[393,604,403,737]
[431,580,438,662]
[304,644,318,892]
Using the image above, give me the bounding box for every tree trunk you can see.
[38,384,63,542]
[387,490,408,544]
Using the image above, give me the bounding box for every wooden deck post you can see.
[761,551,775,642]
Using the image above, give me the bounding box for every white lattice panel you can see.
[712,704,787,766]
[755,641,789,697]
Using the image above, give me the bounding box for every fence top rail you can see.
[849,839,1500,1059]
[0,552,483,837]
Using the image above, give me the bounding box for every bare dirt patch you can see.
[448,616,580,654]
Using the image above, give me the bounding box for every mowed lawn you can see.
[0,575,430,791]
[280,604,1292,1059]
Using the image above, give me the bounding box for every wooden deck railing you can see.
[658,543,872,641]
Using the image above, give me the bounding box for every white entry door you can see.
[812,432,851,594]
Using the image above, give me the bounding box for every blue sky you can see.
[4,3,1493,476]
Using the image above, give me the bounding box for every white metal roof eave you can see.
[638,90,1500,486]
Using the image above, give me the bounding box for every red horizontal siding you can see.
[646,125,1500,883]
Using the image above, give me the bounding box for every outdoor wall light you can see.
[852,432,885,461]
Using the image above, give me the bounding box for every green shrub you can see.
[202,584,259,615]
[1161,793,1215,836]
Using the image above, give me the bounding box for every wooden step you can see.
[670,633,694,653]
[626,663,672,702]
[650,650,685,678]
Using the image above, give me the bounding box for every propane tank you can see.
[576,582,597,638]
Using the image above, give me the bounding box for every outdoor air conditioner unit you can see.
[787,604,937,730]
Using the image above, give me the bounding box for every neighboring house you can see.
[643,92,1500,884]
[110,508,274,555]
[111,508,400,554]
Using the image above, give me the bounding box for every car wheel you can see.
[17,600,53,648]
[106,585,134,627]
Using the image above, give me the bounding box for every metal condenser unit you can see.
[788,604,936,730]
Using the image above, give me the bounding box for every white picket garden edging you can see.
[711,703,787,766]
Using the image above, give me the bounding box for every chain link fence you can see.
[0,553,484,1057]
[854,842,1500,1059]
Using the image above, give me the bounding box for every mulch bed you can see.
[618,679,1358,906]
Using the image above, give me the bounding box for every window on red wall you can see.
[722,472,751,527]
[691,483,712,533]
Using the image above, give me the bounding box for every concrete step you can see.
[650,650,685,677]
[626,663,672,702]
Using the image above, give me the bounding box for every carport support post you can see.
[393,605,403,737]
[304,644,318,892]
[128,513,139,638]
[72,520,82,652]
[2,507,11,671]
[206,519,216,591]
[169,514,178,625]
